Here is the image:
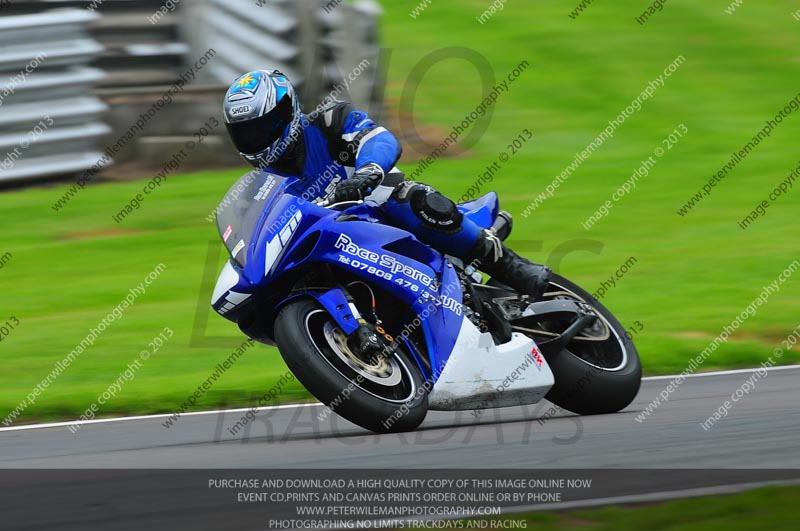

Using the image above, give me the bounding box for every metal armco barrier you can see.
[0,0,385,183]
[0,9,109,183]
[184,0,383,112]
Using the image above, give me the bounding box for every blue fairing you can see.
[217,172,478,382]
[458,191,499,230]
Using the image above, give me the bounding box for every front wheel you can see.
[274,298,428,433]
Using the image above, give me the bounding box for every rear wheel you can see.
[274,298,428,433]
[490,273,641,414]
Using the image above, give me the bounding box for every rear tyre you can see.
[274,298,428,433]
[490,273,641,414]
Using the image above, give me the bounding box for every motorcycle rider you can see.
[222,69,551,298]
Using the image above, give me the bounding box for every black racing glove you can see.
[332,163,384,203]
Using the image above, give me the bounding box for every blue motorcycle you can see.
[212,171,641,433]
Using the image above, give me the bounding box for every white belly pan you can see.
[428,319,555,411]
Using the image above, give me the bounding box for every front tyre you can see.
[274,299,428,433]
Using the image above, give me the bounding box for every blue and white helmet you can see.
[223,69,302,168]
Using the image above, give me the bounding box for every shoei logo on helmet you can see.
[230,105,251,116]
[230,72,260,96]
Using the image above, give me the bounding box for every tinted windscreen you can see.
[215,172,286,268]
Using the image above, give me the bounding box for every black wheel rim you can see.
[545,282,629,371]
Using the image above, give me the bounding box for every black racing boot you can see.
[469,230,552,299]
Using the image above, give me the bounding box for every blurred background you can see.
[0,0,383,181]
[0,0,798,426]
[3,3,800,528]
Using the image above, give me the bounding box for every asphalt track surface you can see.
[2,366,799,468]
[1,366,799,530]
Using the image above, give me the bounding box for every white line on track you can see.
[0,402,323,433]
[641,363,800,380]
[1,364,798,433]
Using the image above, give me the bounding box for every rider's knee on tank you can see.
[388,181,463,233]
[382,182,481,259]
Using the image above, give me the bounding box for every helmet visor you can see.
[225,94,294,156]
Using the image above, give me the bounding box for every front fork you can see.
[289,284,394,353]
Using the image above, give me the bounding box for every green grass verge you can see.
[416,485,800,531]
[0,1,798,423]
